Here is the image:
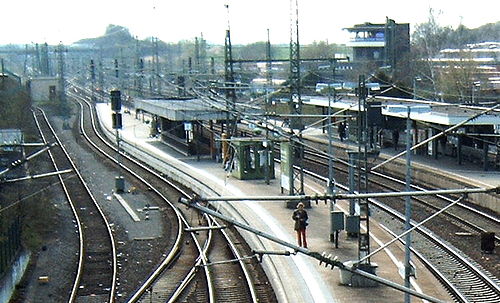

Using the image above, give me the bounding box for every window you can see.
[49,85,56,101]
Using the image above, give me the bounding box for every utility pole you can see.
[223,28,237,166]
[222,4,238,168]
[200,33,207,74]
[119,48,125,93]
[90,59,96,101]
[224,28,236,134]
[264,29,272,185]
[266,29,272,91]
[137,56,144,98]
[56,43,66,105]
[341,75,378,287]
[22,44,28,76]
[328,59,339,244]
[135,37,140,97]
[357,75,371,263]
[35,43,41,75]
[40,43,50,76]
[288,0,304,196]
[56,43,69,127]
[98,48,104,95]
[150,37,157,95]
[195,37,200,73]
[404,107,413,303]
[154,37,161,94]
[114,58,119,87]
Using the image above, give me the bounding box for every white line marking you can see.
[114,193,141,222]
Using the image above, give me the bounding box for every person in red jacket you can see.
[292,202,309,248]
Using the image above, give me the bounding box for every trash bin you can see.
[115,176,125,193]
[481,232,495,253]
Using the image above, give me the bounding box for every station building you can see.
[431,42,500,101]
[343,18,410,81]
[27,77,59,102]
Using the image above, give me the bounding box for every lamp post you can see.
[471,81,481,103]
[412,77,421,100]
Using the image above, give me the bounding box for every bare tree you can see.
[411,8,453,100]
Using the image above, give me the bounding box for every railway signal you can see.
[111,90,122,111]
[110,89,124,192]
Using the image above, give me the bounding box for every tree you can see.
[411,11,499,103]
[411,8,453,99]
[301,41,335,59]
[436,50,480,103]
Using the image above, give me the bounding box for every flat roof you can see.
[344,22,409,32]
[383,105,500,126]
[135,98,226,121]
[306,96,500,126]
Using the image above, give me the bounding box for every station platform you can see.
[96,103,454,303]
[301,126,500,189]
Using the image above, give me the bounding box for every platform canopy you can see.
[383,104,500,126]
[135,98,227,121]
[307,96,500,126]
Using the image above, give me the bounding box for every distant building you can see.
[432,42,500,91]
[28,76,59,102]
[344,18,410,77]
[250,78,286,94]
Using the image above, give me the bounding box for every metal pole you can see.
[264,28,272,185]
[404,107,412,303]
[98,52,104,93]
[472,83,475,104]
[348,152,356,215]
[328,80,336,241]
[116,128,121,176]
[413,78,416,100]
[2,169,73,183]
[199,186,497,202]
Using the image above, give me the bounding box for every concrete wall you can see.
[0,251,30,303]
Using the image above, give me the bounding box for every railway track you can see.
[67,86,276,303]
[302,148,500,243]
[33,108,117,303]
[202,121,500,302]
[298,145,500,302]
[203,122,499,242]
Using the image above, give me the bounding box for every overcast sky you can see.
[2,0,498,46]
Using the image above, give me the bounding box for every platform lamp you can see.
[472,81,481,104]
[111,90,125,193]
[413,76,421,100]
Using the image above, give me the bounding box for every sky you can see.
[1,0,498,46]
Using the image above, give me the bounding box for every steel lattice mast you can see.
[288,0,304,195]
